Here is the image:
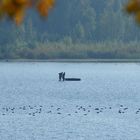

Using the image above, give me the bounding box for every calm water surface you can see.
[0,62,140,105]
[1,62,140,140]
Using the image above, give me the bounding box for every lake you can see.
[0,62,140,140]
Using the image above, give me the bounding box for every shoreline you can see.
[1,59,140,63]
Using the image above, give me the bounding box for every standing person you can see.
[62,72,65,81]
[58,72,63,81]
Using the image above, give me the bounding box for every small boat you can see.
[65,78,81,81]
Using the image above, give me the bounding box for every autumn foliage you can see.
[0,0,54,25]
[1,0,140,25]
[126,0,140,23]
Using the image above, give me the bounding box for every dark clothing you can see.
[58,72,63,81]
[62,72,65,81]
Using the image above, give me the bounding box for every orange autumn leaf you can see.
[126,0,140,23]
[37,0,54,17]
[14,9,25,25]
[126,0,140,13]
[0,0,55,25]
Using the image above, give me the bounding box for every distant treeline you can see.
[1,41,140,59]
[0,0,140,59]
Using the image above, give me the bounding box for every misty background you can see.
[0,0,140,59]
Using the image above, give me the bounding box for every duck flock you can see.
[0,104,140,117]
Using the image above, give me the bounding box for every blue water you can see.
[0,62,140,105]
[1,62,140,140]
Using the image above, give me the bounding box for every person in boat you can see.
[62,72,65,81]
[58,72,63,81]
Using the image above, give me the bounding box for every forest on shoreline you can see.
[1,41,140,59]
[1,0,140,59]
